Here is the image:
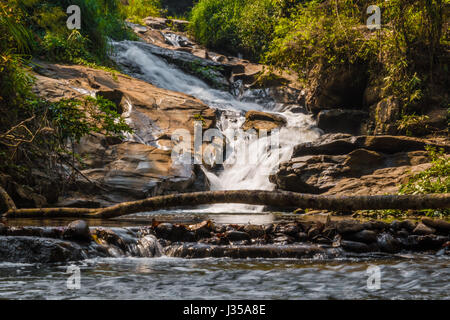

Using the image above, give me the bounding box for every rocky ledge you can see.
[271,133,449,195]
[0,218,448,263]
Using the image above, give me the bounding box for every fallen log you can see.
[3,190,450,219]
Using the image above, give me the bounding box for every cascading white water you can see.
[111,40,321,212]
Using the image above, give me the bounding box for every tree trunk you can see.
[3,190,450,219]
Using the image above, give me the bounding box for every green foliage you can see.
[189,0,244,55]
[122,0,162,25]
[189,0,280,60]
[190,0,447,120]
[42,30,92,62]
[400,146,449,195]
[396,113,430,136]
[49,96,133,143]
[236,0,277,59]
[0,2,34,107]
[265,1,378,80]
[16,0,134,64]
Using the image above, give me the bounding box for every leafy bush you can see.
[399,146,449,216]
[265,0,447,111]
[49,96,132,143]
[265,1,377,81]
[400,146,449,195]
[42,30,92,62]
[396,114,430,136]
[16,0,133,64]
[189,0,244,55]
[0,2,33,108]
[237,0,277,59]
[189,0,278,60]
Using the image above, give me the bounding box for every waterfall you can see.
[110,40,321,212]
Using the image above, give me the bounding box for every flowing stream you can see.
[110,40,321,212]
[1,255,448,299]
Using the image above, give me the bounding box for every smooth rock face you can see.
[32,62,215,205]
[271,134,448,195]
[64,220,91,242]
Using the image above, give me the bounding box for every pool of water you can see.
[0,254,448,300]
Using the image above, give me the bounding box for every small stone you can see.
[155,223,173,239]
[297,232,308,242]
[416,235,449,249]
[377,233,402,253]
[345,230,378,244]
[273,235,293,244]
[264,224,274,234]
[64,220,91,242]
[336,220,364,234]
[421,218,450,233]
[189,220,214,239]
[307,226,321,239]
[413,223,435,235]
[225,230,250,242]
[214,225,226,234]
[340,240,371,253]
[390,220,401,230]
[282,224,299,236]
[399,220,416,232]
[363,220,389,231]
[397,229,410,238]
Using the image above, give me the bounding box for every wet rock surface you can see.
[242,110,287,132]
[0,218,448,263]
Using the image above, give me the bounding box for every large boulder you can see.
[0,236,85,263]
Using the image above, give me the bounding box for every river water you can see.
[1,254,448,299]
